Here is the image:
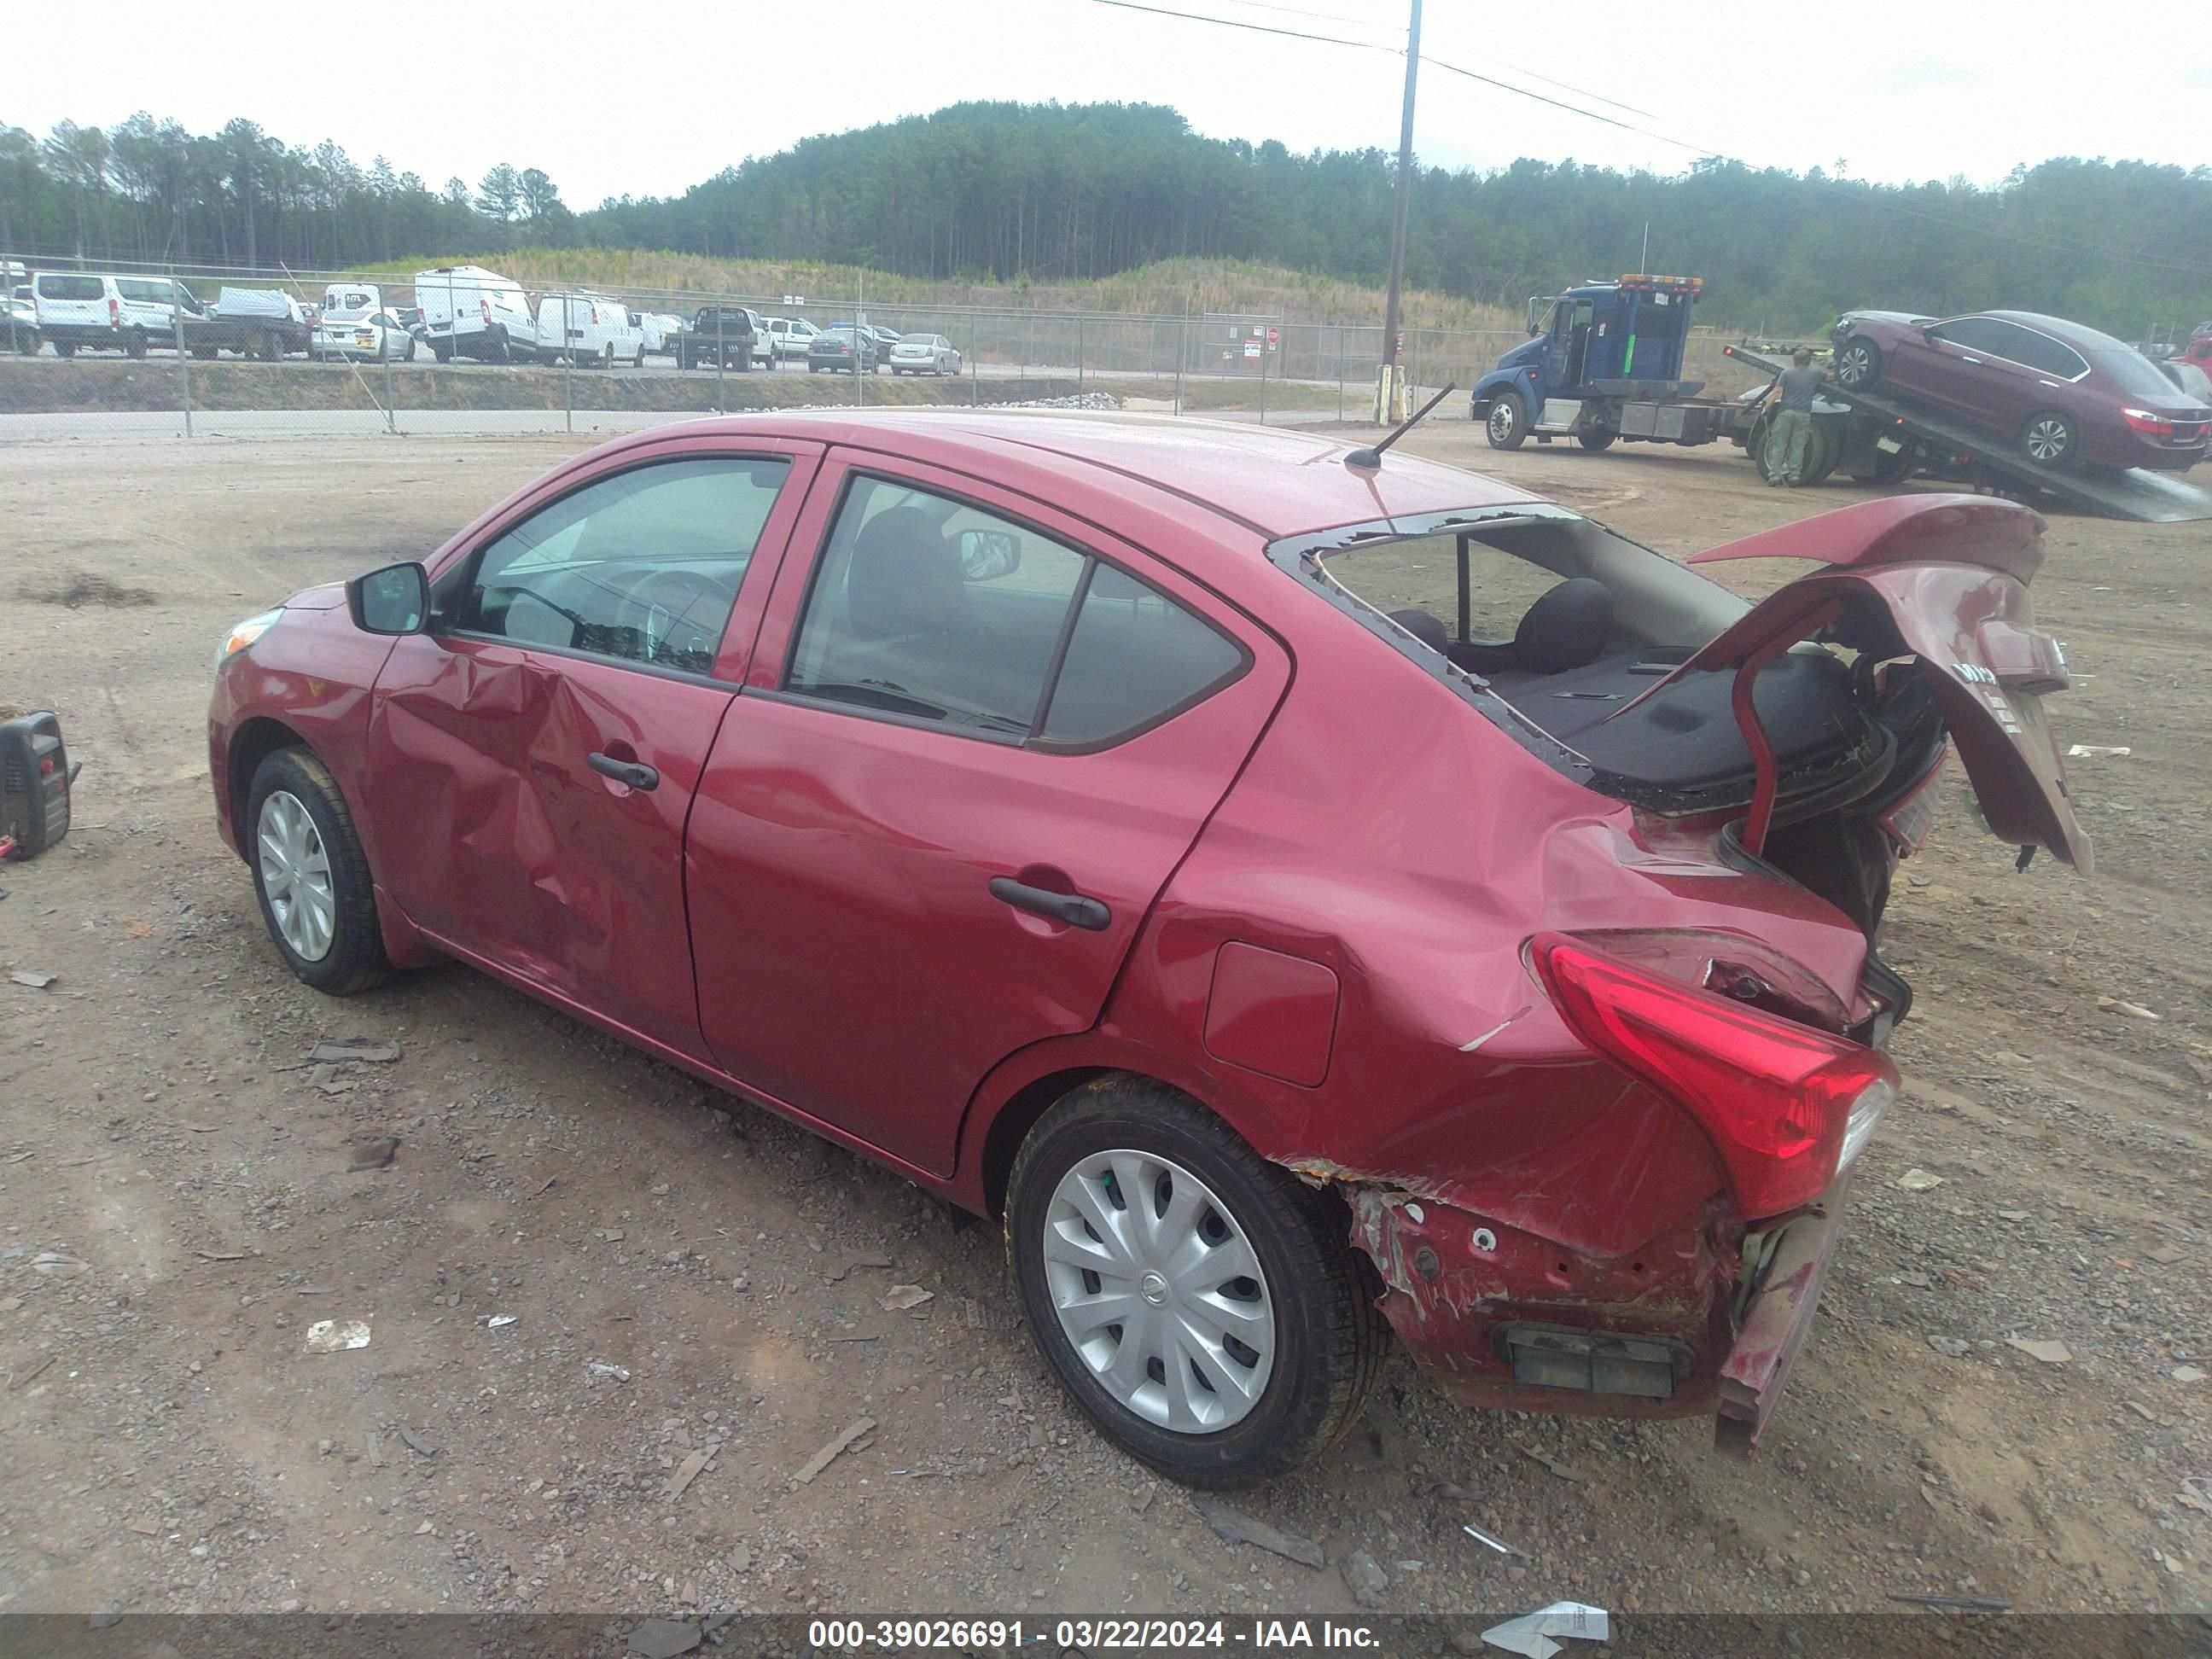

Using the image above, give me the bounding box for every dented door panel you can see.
[366,638,733,1057]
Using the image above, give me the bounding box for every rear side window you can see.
[38,274,102,301]
[786,474,1243,746]
[455,457,789,676]
[2008,330,2089,379]
[1042,565,1244,745]
[116,279,167,303]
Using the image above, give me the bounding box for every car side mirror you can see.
[348,562,429,635]
[959,530,1021,582]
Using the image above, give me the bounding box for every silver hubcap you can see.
[1489,403,1516,442]
[1041,1150,1275,1434]
[257,789,335,963]
[2027,420,2068,462]
[1841,347,1869,383]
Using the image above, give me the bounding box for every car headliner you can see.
[617,410,1543,541]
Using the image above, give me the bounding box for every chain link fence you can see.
[0,256,1765,442]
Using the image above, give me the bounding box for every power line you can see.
[1421,54,1708,154]
[1084,0,1386,49]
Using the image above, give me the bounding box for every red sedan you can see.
[208,414,2086,1486]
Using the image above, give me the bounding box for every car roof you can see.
[608,410,1541,539]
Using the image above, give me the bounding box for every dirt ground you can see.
[2,422,2209,1634]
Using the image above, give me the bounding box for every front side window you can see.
[452,456,789,676]
[1930,317,2023,358]
[786,474,1243,745]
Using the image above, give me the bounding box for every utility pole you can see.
[1376,0,1423,423]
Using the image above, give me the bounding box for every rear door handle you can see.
[989,876,1110,932]
[588,752,659,791]
[1958,355,1981,364]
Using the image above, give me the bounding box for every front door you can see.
[684,458,1289,1174]
[365,446,814,1057]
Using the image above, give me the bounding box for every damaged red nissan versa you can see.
[207,413,2087,1486]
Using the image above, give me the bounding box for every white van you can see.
[32,271,204,358]
[534,291,645,367]
[411,265,538,363]
[322,282,382,317]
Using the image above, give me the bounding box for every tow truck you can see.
[1470,276,2212,525]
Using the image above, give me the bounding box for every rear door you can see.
[366,441,820,1057]
[684,454,1289,1175]
[1889,317,2015,418]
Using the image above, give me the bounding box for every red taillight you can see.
[2122,408,2175,437]
[1530,933,1896,1219]
[108,296,120,325]
[480,297,492,323]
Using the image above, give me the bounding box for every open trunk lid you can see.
[1613,494,2090,873]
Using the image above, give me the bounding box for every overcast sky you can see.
[19,0,2212,212]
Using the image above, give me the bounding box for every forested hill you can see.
[585,103,2209,334]
[7,101,2208,334]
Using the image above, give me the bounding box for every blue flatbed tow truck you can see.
[1469,275,2212,523]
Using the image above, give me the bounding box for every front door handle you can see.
[1957,355,1981,364]
[588,752,659,791]
[989,876,1110,932]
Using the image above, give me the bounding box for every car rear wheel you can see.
[2021,410,2079,467]
[246,748,390,997]
[1005,1077,1386,1489]
[55,340,77,358]
[405,337,417,363]
[126,329,148,360]
[1834,337,1882,390]
[1485,391,1528,450]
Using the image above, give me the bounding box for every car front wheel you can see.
[247,748,390,996]
[1005,1078,1385,1489]
[1834,337,1882,390]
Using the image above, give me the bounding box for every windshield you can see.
[2093,349,2200,402]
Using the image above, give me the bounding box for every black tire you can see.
[633,346,645,369]
[244,748,391,997]
[488,332,511,364]
[432,341,451,364]
[1870,439,1915,485]
[1834,336,1882,391]
[15,334,38,358]
[405,337,417,363]
[1005,1077,1387,1489]
[55,340,77,358]
[1485,390,1528,450]
[191,344,218,361]
[1801,422,1842,486]
[259,331,282,363]
[125,329,148,360]
[2020,410,2079,468]
[1576,429,1616,452]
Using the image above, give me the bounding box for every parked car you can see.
[806,324,879,373]
[207,413,2087,1486]
[2159,357,2212,402]
[4,292,38,355]
[311,308,418,363]
[535,292,645,368]
[393,306,428,337]
[761,315,819,362]
[637,311,686,358]
[888,332,962,376]
[671,306,759,370]
[1831,309,2211,470]
[32,270,201,358]
[322,282,383,317]
[181,288,312,361]
[414,265,538,363]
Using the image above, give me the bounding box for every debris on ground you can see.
[1341,1551,1388,1608]
[1513,1441,1587,1482]
[667,1449,710,1499]
[2065,745,2132,759]
[626,1617,702,1658]
[1895,1169,1946,1191]
[9,969,57,989]
[792,1417,876,1485]
[480,1314,517,1330]
[2096,997,2161,1021]
[7,1354,56,1392]
[308,1039,402,1063]
[347,1136,399,1170]
[303,1318,371,1353]
[828,1254,894,1282]
[30,1251,89,1278]
[2174,1365,2208,1384]
[880,1284,934,1312]
[1928,1336,1972,1358]
[1885,1591,2012,1611]
[398,1428,437,1458]
[1463,1522,1532,1560]
[1188,1494,1326,1569]
[1479,1600,1610,1657]
[2005,1337,2072,1365]
[585,1361,632,1382]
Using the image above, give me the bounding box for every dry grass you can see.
[366,251,1520,329]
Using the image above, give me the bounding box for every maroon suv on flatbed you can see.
[208,413,2087,1486]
